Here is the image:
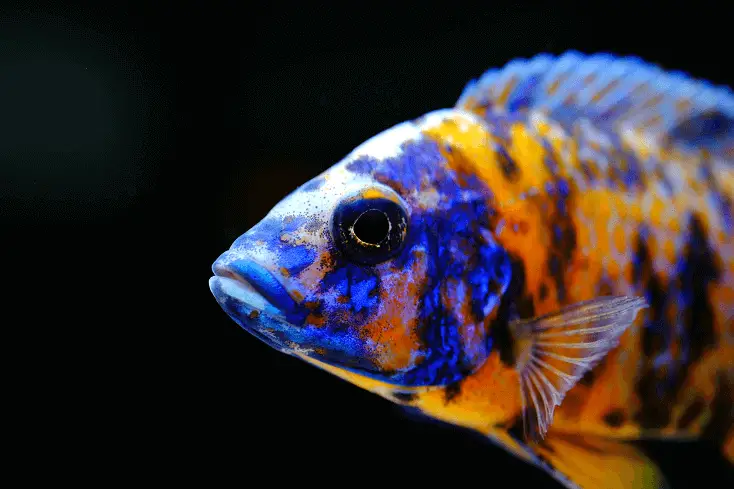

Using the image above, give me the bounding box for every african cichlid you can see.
[209,51,734,489]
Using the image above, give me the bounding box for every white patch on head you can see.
[243,119,430,250]
[261,170,371,242]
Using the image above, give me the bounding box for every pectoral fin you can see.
[488,429,669,489]
[510,296,647,441]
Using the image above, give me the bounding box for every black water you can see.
[7,3,733,487]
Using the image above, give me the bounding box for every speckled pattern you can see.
[210,52,734,488]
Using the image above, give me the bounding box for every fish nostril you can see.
[225,259,301,314]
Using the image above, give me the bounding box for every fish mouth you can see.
[209,273,294,352]
[209,257,309,352]
[209,273,278,315]
[212,259,302,314]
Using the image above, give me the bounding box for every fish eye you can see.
[353,209,390,246]
[332,192,409,265]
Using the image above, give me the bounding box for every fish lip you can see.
[209,275,295,353]
[208,273,280,315]
[212,259,303,314]
[211,262,260,300]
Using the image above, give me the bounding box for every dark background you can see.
[6,2,733,487]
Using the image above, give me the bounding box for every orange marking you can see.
[416,352,522,432]
[299,105,734,446]
[613,224,626,254]
[305,313,326,327]
[360,251,427,372]
[496,76,517,106]
[547,78,562,95]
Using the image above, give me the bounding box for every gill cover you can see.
[211,114,514,388]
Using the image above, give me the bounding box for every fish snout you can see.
[212,254,308,324]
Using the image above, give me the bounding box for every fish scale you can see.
[210,51,734,489]
[453,50,733,446]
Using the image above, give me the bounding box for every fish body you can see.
[209,52,734,488]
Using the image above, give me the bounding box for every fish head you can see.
[210,110,513,388]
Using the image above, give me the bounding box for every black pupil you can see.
[353,209,389,245]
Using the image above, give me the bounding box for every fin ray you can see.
[487,429,669,489]
[536,434,670,489]
[512,296,647,441]
[456,51,734,159]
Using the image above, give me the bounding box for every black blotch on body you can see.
[578,363,602,387]
[496,145,520,182]
[699,159,732,232]
[502,415,528,444]
[490,256,535,368]
[539,283,549,301]
[641,275,667,358]
[548,256,564,302]
[444,381,463,404]
[701,373,733,444]
[602,409,626,428]
[679,215,720,364]
[667,110,734,148]
[631,232,668,358]
[632,229,675,429]
[392,391,418,403]
[545,180,576,303]
[652,215,723,428]
[677,398,706,430]
[636,371,672,429]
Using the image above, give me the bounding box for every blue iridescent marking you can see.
[227,259,300,314]
[283,216,308,233]
[218,291,371,368]
[622,153,644,189]
[319,262,380,320]
[279,246,317,276]
[233,216,318,277]
[282,138,513,387]
[668,111,734,152]
[350,276,379,313]
[391,194,510,386]
[459,50,734,166]
[346,157,376,175]
[506,74,543,112]
[235,218,281,246]
[301,176,326,192]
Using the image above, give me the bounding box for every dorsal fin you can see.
[456,51,734,159]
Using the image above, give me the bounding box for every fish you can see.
[209,51,734,489]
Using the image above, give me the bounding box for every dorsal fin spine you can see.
[456,51,734,159]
